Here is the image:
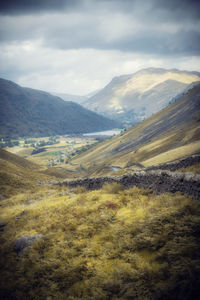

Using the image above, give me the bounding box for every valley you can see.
[2,129,122,174]
[1,0,200,297]
[1,69,200,300]
[5,135,98,168]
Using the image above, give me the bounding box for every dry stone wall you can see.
[58,170,200,200]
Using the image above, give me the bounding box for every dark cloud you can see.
[0,0,80,15]
[153,0,200,19]
[0,0,199,58]
[1,0,200,20]
[0,0,199,94]
[42,25,200,56]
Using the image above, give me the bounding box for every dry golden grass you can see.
[0,149,56,197]
[1,183,200,299]
[178,163,200,174]
[142,140,200,167]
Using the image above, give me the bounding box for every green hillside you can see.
[0,78,119,138]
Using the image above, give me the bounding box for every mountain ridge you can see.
[83,68,200,126]
[0,78,119,138]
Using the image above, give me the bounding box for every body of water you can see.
[83,129,123,137]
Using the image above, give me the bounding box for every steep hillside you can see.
[83,68,200,125]
[71,83,200,175]
[0,78,119,138]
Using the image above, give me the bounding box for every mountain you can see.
[50,92,87,104]
[0,78,119,138]
[71,83,200,175]
[83,68,200,126]
[51,89,100,104]
[50,90,99,104]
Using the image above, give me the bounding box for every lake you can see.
[83,129,123,137]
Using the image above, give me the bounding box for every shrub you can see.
[31,148,46,155]
[102,182,123,194]
[74,185,87,194]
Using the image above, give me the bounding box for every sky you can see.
[0,0,200,95]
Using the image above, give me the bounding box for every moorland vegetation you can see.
[1,182,200,299]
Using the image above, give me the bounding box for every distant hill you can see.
[51,89,100,104]
[83,68,200,126]
[50,92,87,104]
[0,78,119,138]
[71,83,200,175]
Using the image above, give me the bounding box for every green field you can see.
[4,135,97,169]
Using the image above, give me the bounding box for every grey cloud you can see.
[0,0,80,15]
[102,30,200,56]
[0,0,200,95]
[0,0,199,57]
[1,0,199,20]
[152,0,200,20]
[40,11,200,56]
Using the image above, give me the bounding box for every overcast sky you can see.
[0,0,200,95]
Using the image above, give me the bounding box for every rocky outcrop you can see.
[0,222,6,232]
[58,170,200,200]
[14,234,43,254]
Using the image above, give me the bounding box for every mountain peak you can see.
[83,68,200,126]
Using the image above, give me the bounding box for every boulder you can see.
[14,234,43,254]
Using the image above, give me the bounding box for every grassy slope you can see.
[71,84,200,175]
[0,149,73,197]
[0,149,39,170]
[1,144,200,298]
[1,183,200,299]
[0,149,42,197]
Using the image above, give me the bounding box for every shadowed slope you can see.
[0,78,119,138]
